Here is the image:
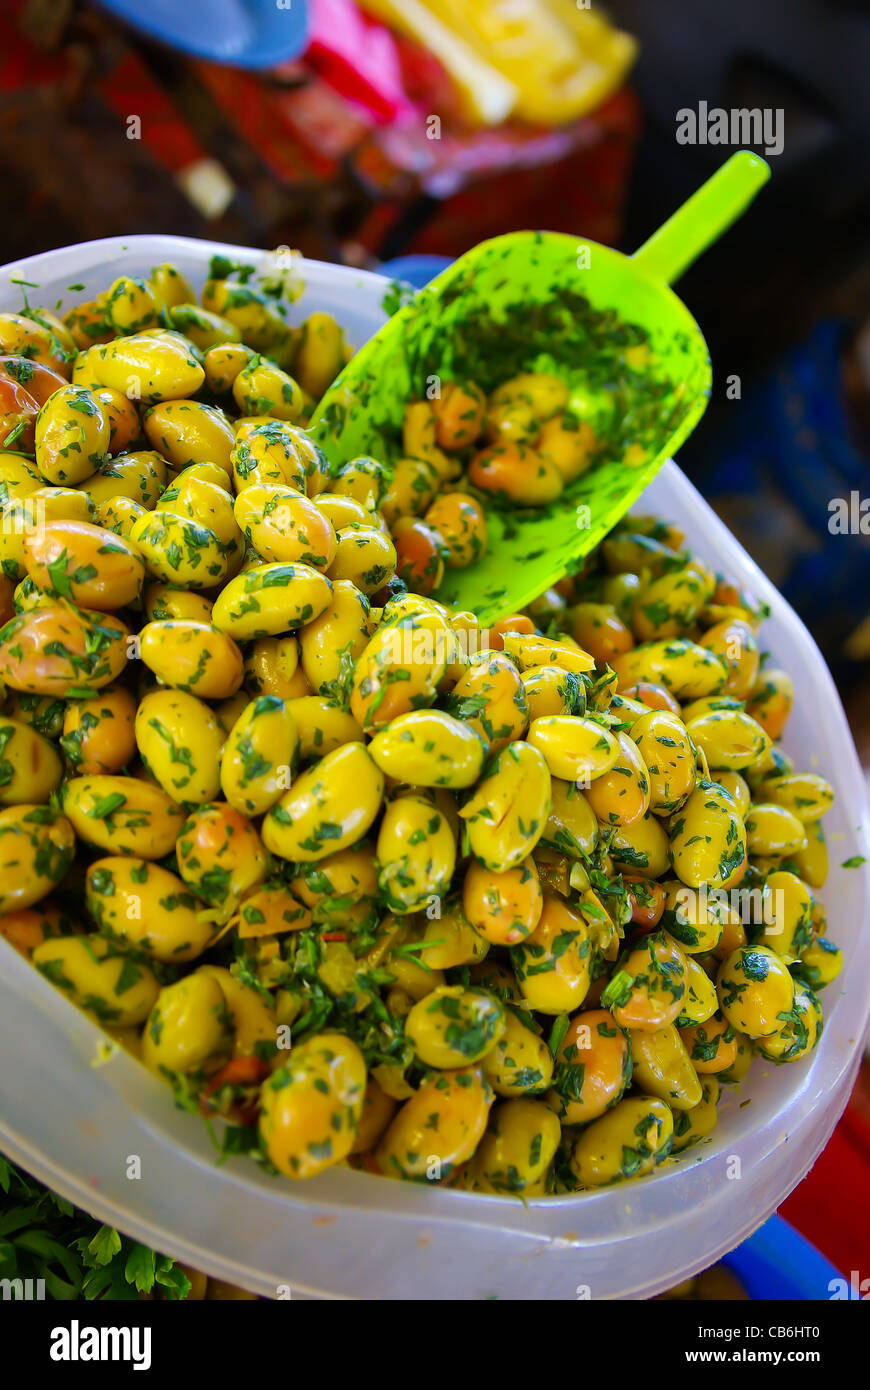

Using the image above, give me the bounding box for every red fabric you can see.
[779,1061,870,1277]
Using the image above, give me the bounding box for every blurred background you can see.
[2,0,870,1298]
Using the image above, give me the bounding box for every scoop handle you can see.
[632,150,770,286]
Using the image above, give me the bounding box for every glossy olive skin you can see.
[405,985,506,1069]
[369,709,485,789]
[33,934,160,1027]
[548,1009,631,1124]
[62,775,185,858]
[142,974,231,1077]
[0,604,129,696]
[85,857,216,963]
[570,1096,674,1187]
[460,741,551,872]
[260,1033,367,1178]
[261,742,383,862]
[716,946,795,1038]
[0,805,75,913]
[374,1066,493,1181]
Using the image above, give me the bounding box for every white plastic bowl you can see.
[1,236,868,1300]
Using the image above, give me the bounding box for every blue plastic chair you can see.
[722,1215,844,1300]
[91,0,309,69]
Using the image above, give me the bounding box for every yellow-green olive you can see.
[232,357,304,422]
[74,332,205,404]
[570,1096,674,1186]
[715,769,751,818]
[34,385,109,486]
[0,804,75,913]
[757,869,814,958]
[130,509,228,591]
[716,945,795,1037]
[220,694,299,816]
[527,714,620,782]
[104,276,161,334]
[672,1075,720,1152]
[613,639,728,700]
[511,895,593,1014]
[234,484,337,569]
[377,794,456,912]
[662,883,732,954]
[584,730,651,826]
[85,856,215,961]
[472,1098,560,1193]
[668,781,747,889]
[61,774,185,857]
[746,668,794,740]
[142,973,231,1075]
[405,984,505,1068]
[370,709,485,789]
[350,612,451,732]
[3,693,66,739]
[212,562,333,640]
[134,689,224,808]
[631,566,710,641]
[501,632,594,676]
[789,818,827,889]
[143,584,213,623]
[197,963,276,1057]
[0,603,129,696]
[82,451,168,510]
[629,709,696,815]
[328,527,397,595]
[285,696,363,762]
[609,811,671,879]
[294,311,346,399]
[230,421,307,495]
[139,620,244,700]
[521,664,583,721]
[298,579,373,698]
[33,933,159,1026]
[797,933,842,991]
[0,715,62,804]
[259,1031,366,1179]
[539,779,597,859]
[685,709,770,772]
[262,741,383,862]
[676,953,719,1025]
[142,399,235,471]
[547,1008,631,1124]
[460,740,551,872]
[757,772,834,825]
[482,1005,553,1096]
[744,802,807,858]
[630,1024,703,1110]
[755,979,822,1064]
[445,649,529,753]
[374,1065,493,1181]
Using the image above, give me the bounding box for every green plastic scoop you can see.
[312,151,770,624]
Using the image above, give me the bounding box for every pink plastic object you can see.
[304,0,414,123]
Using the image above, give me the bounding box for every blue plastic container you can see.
[92,0,309,69]
[723,1215,843,1300]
